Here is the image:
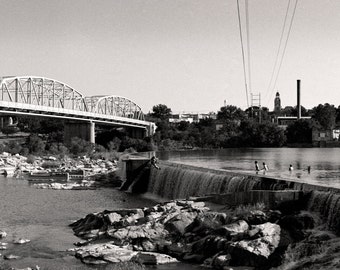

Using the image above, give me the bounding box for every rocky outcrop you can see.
[69,200,296,268]
[228,222,281,267]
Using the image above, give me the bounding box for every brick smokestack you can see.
[297,80,301,119]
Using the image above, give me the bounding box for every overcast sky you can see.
[0,0,339,113]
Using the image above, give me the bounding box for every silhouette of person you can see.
[307,166,311,174]
[255,161,260,173]
[289,164,294,171]
[150,156,160,170]
[262,162,269,171]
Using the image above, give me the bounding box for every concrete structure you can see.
[276,116,311,129]
[0,76,155,143]
[120,159,340,208]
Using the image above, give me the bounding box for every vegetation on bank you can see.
[146,102,340,150]
[1,102,339,152]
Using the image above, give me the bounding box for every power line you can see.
[265,0,291,103]
[245,0,251,94]
[236,0,249,108]
[266,0,299,106]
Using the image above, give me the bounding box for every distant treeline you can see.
[1,102,339,153]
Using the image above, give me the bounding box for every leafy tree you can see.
[107,138,122,151]
[217,105,246,121]
[336,105,340,125]
[281,106,294,116]
[291,105,309,117]
[69,137,94,156]
[311,103,336,130]
[48,142,69,156]
[286,119,312,144]
[26,134,46,154]
[239,120,286,147]
[150,104,172,120]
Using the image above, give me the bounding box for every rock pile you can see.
[0,152,121,189]
[69,200,309,269]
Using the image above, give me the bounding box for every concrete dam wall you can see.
[121,158,340,233]
[146,161,339,198]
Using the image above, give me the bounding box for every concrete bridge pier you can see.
[64,121,95,145]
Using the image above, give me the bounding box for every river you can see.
[0,175,206,270]
[158,148,340,188]
[1,148,339,269]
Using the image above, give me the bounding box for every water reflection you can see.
[158,148,340,188]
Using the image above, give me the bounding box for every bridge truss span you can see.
[0,76,154,136]
[92,95,145,121]
[0,76,88,111]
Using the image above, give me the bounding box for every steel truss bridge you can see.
[0,76,155,141]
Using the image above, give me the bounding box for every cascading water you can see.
[307,190,340,234]
[147,162,265,199]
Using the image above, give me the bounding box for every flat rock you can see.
[131,252,178,265]
[4,254,20,260]
[13,238,31,244]
[74,243,138,264]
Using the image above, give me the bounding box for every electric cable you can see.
[266,0,299,106]
[237,0,250,108]
[264,0,291,103]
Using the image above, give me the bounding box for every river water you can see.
[0,175,205,270]
[1,148,340,269]
[158,148,340,189]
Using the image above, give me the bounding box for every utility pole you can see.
[251,93,261,123]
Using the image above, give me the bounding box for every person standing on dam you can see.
[255,161,260,173]
[262,162,269,171]
[150,156,161,170]
[289,164,294,172]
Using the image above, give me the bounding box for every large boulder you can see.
[186,211,229,235]
[189,235,229,258]
[229,222,281,267]
[215,220,249,240]
[73,243,138,264]
[164,211,197,236]
[211,254,232,270]
[131,252,178,265]
[70,213,105,238]
[108,222,168,244]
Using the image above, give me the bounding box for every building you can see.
[169,112,217,124]
[274,92,281,113]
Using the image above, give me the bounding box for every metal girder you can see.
[0,76,145,121]
[91,95,145,121]
[0,76,88,111]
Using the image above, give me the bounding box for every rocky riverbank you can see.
[0,152,122,189]
[68,197,321,269]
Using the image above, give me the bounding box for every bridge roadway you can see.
[0,76,155,143]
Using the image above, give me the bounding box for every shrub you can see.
[26,134,46,154]
[232,202,266,220]
[68,137,95,156]
[48,142,69,156]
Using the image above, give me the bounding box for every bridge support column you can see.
[64,121,96,145]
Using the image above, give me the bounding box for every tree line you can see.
[146,103,340,150]
[0,102,339,155]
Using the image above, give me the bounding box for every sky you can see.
[0,0,339,114]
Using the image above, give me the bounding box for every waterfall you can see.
[307,190,340,235]
[147,162,265,199]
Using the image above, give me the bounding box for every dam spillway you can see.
[121,158,340,233]
[146,161,339,199]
